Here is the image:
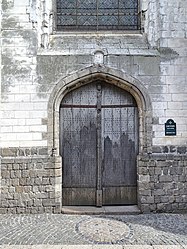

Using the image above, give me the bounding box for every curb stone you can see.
[0,246,186,249]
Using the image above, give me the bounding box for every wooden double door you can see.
[60,82,138,206]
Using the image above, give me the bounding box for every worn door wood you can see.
[60,82,138,206]
[101,84,138,205]
[60,84,98,205]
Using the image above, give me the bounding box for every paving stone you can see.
[92,246,123,249]
[62,246,93,249]
[0,246,186,249]
[76,217,132,244]
[153,246,183,249]
[123,247,152,249]
[0,214,186,246]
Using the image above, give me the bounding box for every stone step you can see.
[61,205,141,215]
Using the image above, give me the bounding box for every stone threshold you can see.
[61,205,141,215]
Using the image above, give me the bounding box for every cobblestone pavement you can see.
[0,214,187,248]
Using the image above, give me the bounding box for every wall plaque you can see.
[165,119,176,136]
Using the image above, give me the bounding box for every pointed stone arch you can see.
[47,65,152,210]
[48,65,152,155]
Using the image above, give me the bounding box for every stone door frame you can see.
[48,65,152,211]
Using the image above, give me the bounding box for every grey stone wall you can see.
[0,148,61,214]
[138,147,187,213]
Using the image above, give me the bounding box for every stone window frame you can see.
[52,0,146,33]
[38,0,147,49]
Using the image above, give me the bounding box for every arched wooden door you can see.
[60,82,138,206]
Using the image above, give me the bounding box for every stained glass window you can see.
[56,0,140,31]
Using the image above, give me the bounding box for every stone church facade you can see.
[0,0,187,213]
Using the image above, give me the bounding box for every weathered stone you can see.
[19,178,27,185]
[178,146,187,154]
[141,196,155,204]
[38,147,48,155]
[163,146,169,153]
[42,177,50,185]
[34,177,43,185]
[159,175,173,182]
[42,199,56,207]
[1,148,17,157]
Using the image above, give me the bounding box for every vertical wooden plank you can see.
[126,107,137,186]
[79,108,97,187]
[60,83,98,206]
[102,83,138,205]
[96,83,102,206]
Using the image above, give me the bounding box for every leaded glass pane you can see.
[99,0,118,9]
[60,0,76,8]
[98,16,118,26]
[78,16,97,26]
[56,0,140,31]
[119,0,138,8]
[78,0,96,9]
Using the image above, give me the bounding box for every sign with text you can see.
[165,119,176,136]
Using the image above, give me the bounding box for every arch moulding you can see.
[48,65,152,157]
